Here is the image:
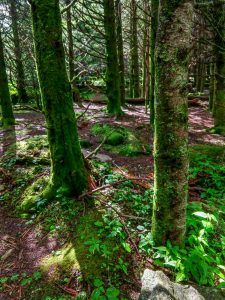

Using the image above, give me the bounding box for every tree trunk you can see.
[9,0,28,103]
[209,63,216,112]
[103,0,122,115]
[30,0,87,199]
[213,0,225,129]
[152,0,193,246]
[115,0,126,106]
[150,0,159,128]
[142,0,150,112]
[0,30,15,127]
[129,0,140,98]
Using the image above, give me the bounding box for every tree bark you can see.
[129,0,140,98]
[9,0,28,103]
[209,63,216,112]
[152,0,193,246]
[150,0,159,128]
[30,0,87,199]
[0,30,15,127]
[213,0,225,128]
[115,0,126,106]
[103,0,123,115]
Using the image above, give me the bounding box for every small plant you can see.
[91,278,120,300]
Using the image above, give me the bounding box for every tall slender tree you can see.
[212,0,225,129]
[30,0,87,199]
[103,0,123,115]
[150,0,159,128]
[129,0,140,98]
[152,0,193,246]
[0,29,15,127]
[115,0,126,106]
[9,0,28,103]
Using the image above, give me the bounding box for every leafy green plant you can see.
[91,278,120,300]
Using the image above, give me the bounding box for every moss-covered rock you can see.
[90,123,147,157]
[105,131,124,146]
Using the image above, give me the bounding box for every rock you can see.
[81,149,112,162]
[105,132,125,146]
[95,153,112,162]
[139,269,225,300]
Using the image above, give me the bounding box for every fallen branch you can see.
[78,177,151,200]
[55,283,77,296]
[85,130,114,160]
[14,105,43,113]
[76,103,92,121]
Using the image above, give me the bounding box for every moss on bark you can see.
[9,0,28,103]
[103,0,123,116]
[150,0,159,128]
[31,0,87,200]
[115,0,126,106]
[0,30,15,127]
[129,0,140,98]
[152,1,193,246]
[209,63,216,112]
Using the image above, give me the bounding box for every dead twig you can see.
[76,103,92,121]
[85,130,114,160]
[78,177,151,200]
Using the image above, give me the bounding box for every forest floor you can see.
[1,100,225,300]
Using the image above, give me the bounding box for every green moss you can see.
[41,210,114,281]
[18,176,49,212]
[206,126,225,135]
[105,132,124,146]
[91,124,146,156]
[91,124,111,135]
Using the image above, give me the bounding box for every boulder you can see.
[139,269,225,300]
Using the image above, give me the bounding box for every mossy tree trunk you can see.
[152,1,193,246]
[103,0,122,116]
[142,0,150,111]
[150,0,159,128]
[209,63,216,112]
[129,0,140,98]
[30,0,87,199]
[9,0,28,103]
[65,0,75,82]
[0,30,15,127]
[115,0,126,106]
[65,0,82,106]
[213,0,225,128]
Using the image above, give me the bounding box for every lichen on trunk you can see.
[103,0,123,116]
[152,1,193,246]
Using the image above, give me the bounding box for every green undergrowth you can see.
[145,144,225,287]
[206,126,225,135]
[91,124,151,156]
[2,131,225,296]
